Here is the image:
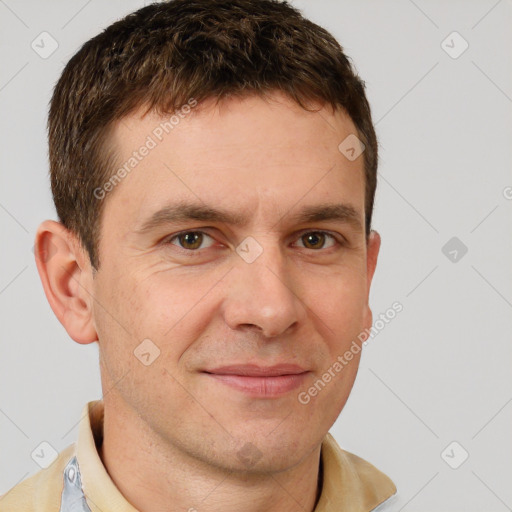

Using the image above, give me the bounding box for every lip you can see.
[206,364,307,377]
[203,364,309,397]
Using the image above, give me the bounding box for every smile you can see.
[203,364,310,397]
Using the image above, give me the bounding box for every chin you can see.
[220,431,318,475]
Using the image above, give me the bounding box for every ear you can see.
[34,220,98,344]
[361,229,381,340]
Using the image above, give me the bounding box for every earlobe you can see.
[34,220,98,345]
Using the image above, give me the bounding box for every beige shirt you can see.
[0,400,398,511]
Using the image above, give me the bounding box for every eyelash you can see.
[163,229,345,253]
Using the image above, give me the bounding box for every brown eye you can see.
[297,231,337,250]
[179,232,203,249]
[170,231,214,250]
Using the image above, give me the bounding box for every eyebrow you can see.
[135,201,363,235]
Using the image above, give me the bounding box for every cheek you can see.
[126,271,223,356]
[305,269,367,337]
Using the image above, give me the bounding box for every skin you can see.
[34,91,381,512]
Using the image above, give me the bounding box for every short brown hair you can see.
[48,0,379,270]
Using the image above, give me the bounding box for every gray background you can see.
[1,0,511,510]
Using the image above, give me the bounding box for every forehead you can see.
[102,93,365,234]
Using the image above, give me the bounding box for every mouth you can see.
[202,364,310,397]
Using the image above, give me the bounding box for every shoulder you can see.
[0,444,76,511]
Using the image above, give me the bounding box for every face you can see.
[90,92,380,473]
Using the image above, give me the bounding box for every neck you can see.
[98,399,323,512]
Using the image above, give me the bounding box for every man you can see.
[0,0,398,510]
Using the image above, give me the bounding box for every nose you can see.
[222,244,306,338]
